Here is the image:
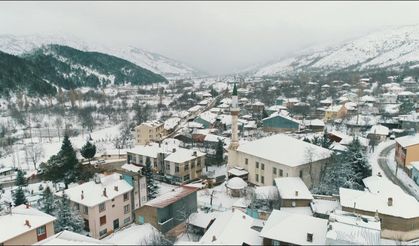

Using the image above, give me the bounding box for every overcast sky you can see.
[1,1,419,74]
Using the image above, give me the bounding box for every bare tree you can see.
[25,144,44,170]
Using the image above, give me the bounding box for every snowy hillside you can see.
[256,24,419,76]
[0,34,200,78]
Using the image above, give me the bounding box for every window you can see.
[272,240,280,246]
[273,167,277,175]
[184,174,190,181]
[99,229,107,237]
[123,193,129,201]
[83,206,89,215]
[166,163,171,171]
[261,176,264,184]
[100,215,107,226]
[36,225,46,236]
[245,158,248,165]
[307,233,313,242]
[191,161,195,169]
[184,163,189,171]
[279,169,283,177]
[256,174,259,182]
[261,163,265,170]
[299,170,303,178]
[84,219,90,232]
[124,217,131,225]
[124,204,130,214]
[256,162,259,168]
[74,203,80,211]
[197,158,201,167]
[99,202,106,212]
[175,164,180,173]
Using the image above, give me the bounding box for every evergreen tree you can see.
[312,153,362,195]
[40,134,81,188]
[320,129,332,149]
[345,137,371,186]
[399,99,415,115]
[15,169,27,187]
[40,186,56,215]
[215,140,224,165]
[144,157,158,200]
[55,193,84,233]
[13,186,28,206]
[80,141,96,164]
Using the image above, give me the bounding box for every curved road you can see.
[377,143,417,198]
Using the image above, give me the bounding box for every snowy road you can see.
[377,143,417,199]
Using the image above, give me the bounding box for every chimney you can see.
[212,236,217,242]
[81,190,84,200]
[307,233,313,242]
[114,186,119,192]
[388,197,393,206]
[193,151,197,156]
[295,190,299,197]
[24,220,31,228]
[172,148,176,153]
[103,188,107,197]
[25,204,29,209]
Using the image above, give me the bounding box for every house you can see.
[326,210,381,245]
[324,105,347,122]
[134,120,165,145]
[127,142,206,183]
[228,134,332,188]
[0,167,16,184]
[275,177,313,207]
[194,111,218,129]
[339,187,419,241]
[395,134,419,168]
[187,212,216,236]
[262,112,301,133]
[0,204,56,245]
[199,209,263,245]
[266,105,287,115]
[56,173,134,239]
[35,230,113,245]
[260,210,328,245]
[134,186,198,233]
[367,124,390,144]
[304,119,325,132]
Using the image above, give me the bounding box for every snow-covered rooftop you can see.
[199,210,262,245]
[0,205,56,243]
[164,148,205,163]
[35,230,113,245]
[237,134,332,167]
[260,210,328,245]
[339,187,419,219]
[121,163,142,173]
[226,177,247,190]
[395,134,419,148]
[57,173,133,207]
[275,177,313,200]
[144,186,198,208]
[188,212,216,229]
[326,210,381,245]
[367,124,390,136]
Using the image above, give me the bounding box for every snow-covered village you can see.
[1,1,419,245]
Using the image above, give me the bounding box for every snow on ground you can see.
[0,123,123,172]
[101,223,159,245]
[386,150,419,200]
[197,182,240,211]
[0,180,63,205]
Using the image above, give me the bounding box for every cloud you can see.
[1,1,419,74]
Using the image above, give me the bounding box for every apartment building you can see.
[56,173,134,239]
[134,120,165,145]
[127,143,206,183]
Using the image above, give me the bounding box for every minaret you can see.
[229,83,240,150]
